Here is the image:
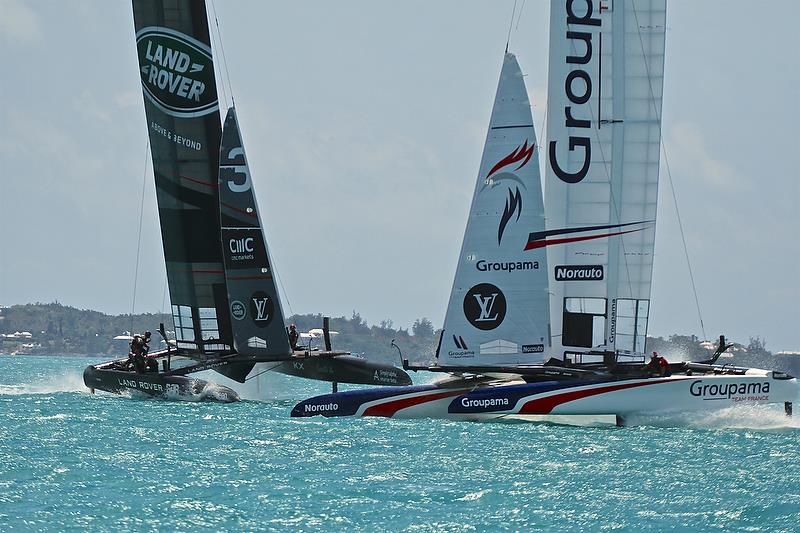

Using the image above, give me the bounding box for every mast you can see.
[438,53,550,367]
[132,0,232,354]
[544,0,667,358]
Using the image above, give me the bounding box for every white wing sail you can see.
[438,53,550,367]
[544,0,667,358]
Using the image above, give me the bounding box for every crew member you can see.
[141,331,152,355]
[658,353,672,376]
[288,324,299,351]
[129,331,152,373]
[129,334,146,373]
[646,351,671,377]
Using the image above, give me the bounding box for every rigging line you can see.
[515,0,527,30]
[505,0,518,53]
[211,0,236,107]
[244,361,287,382]
[534,100,547,163]
[631,3,706,340]
[130,138,151,331]
[207,1,228,110]
[662,126,706,339]
[534,99,547,199]
[273,264,294,318]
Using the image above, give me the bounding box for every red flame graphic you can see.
[487,140,535,178]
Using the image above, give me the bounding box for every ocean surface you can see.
[1,355,799,532]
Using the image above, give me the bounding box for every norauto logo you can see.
[136,27,217,118]
[304,402,339,413]
[554,265,603,281]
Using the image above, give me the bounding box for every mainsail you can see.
[543,0,667,357]
[438,53,550,367]
[133,0,231,354]
[219,107,293,359]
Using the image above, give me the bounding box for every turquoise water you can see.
[1,355,799,532]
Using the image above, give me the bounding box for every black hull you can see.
[275,354,412,386]
[83,365,240,403]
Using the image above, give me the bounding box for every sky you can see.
[0,0,798,350]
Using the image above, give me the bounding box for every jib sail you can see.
[133,0,232,353]
[438,53,550,367]
[544,0,666,358]
[218,107,293,360]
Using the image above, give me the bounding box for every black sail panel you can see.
[132,0,232,353]
[219,108,292,359]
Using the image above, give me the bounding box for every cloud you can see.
[663,122,743,190]
[114,90,143,110]
[0,0,43,46]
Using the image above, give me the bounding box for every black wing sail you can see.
[133,0,232,354]
[218,107,293,359]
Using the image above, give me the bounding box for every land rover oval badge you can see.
[136,27,217,118]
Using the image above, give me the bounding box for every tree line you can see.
[0,303,437,364]
[0,303,795,375]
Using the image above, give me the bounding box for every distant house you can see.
[0,330,39,355]
[1,331,33,340]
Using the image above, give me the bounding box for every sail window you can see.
[198,307,220,341]
[172,305,195,343]
[565,298,606,315]
[614,299,649,353]
[198,307,228,351]
[562,297,606,349]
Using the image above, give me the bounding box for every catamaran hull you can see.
[83,366,240,403]
[275,355,412,386]
[291,372,798,420]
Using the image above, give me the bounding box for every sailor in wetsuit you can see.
[128,331,152,373]
[288,324,299,351]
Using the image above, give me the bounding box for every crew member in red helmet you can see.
[647,351,671,377]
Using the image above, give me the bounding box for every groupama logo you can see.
[481,140,535,245]
[136,27,217,118]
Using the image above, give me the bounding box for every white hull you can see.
[292,370,798,421]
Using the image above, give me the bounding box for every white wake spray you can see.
[0,369,88,396]
[626,403,800,430]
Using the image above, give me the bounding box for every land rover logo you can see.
[249,291,274,327]
[136,27,217,118]
[463,283,506,331]
[230,300,246,321]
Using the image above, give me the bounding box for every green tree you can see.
[412,317,434,338]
